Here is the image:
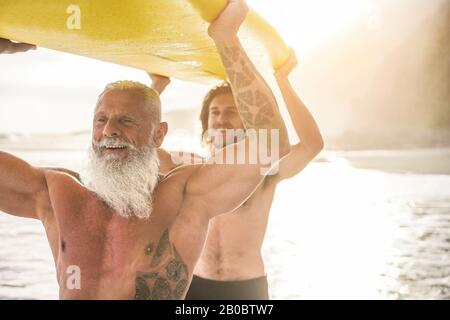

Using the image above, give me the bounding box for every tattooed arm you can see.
[208,1,290,150]
[184,0,291,217]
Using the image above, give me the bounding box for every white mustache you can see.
[93,137,136,150]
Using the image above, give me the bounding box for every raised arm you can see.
[148,75,203,173]
[272,49,324,182]
[0,40,49,220]
[0,151,50,219]
[185,0,291,217]
[207,1,289,148]
[149,73,171,96]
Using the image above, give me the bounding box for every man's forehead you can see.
[96,90,149,113]
[210,92,235,105]
[210,105,237,111]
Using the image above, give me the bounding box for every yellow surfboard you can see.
[0,0,289,83]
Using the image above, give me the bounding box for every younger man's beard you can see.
[84,139,160,219]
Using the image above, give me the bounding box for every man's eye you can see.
[211,111,220,116]
[97,118,106,123]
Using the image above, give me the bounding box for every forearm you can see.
[150,80,168,96]
[276,77,324,151]
[213,36,290,151]
[148,73,170,96]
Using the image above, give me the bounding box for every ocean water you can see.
[0,136,449,299]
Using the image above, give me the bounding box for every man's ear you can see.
[153,122,168,147]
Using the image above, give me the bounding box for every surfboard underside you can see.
[0,0,289,83]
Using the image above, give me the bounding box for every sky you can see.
[0,0,387,134]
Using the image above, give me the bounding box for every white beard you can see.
[83,141,160,219]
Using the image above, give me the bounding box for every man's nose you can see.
[103,119,120,137]
[217,113,228,126]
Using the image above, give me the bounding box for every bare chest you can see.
[45,172,191,299]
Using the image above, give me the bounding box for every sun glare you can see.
[248,0,375,53]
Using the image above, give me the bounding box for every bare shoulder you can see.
[158,148,180,175]
[157,163,205,208]
[44,168,83,187]
[43,169,88,206]
[153,163,206,227]
[159,162,203,187]
[41,169,98,222]
[169,151,204,168]
[157,146,205,177]
[45,167,81,182]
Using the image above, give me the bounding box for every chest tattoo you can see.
[135,229,189,300]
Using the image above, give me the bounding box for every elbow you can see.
[308,137,324,155]
[279,141,291,158]
[315,137,325,152]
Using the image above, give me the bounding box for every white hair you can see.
[96,80,162,127]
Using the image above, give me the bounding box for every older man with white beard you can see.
[0,0,290,299]
[85,81,162,219]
